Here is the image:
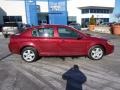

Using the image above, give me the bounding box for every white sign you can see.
[50,4,61,11]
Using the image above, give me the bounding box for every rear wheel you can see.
[21,47,38,62]
[88,45,104,60]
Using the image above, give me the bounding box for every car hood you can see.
[87,35,107,42]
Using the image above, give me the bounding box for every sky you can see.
[111,0,120,22]
[113,0,120,15]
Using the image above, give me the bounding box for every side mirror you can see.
[86,33,91,36]
[77,35,82,40]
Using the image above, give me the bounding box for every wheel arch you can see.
[20,45,39,55]
[96,44,106,55]
[88,44,106,55]
[20,46,40,62]
[87,44,106,60]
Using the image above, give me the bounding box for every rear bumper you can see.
[8,43,20,54]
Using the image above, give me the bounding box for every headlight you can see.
[107,40,114,45]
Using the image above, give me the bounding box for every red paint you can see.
[8,24,114,57]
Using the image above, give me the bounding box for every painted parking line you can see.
[0,53,12,61]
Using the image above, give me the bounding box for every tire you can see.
[88,45,104,60]
[21,47,39,62]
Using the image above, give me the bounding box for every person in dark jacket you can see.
[62,65,87,90]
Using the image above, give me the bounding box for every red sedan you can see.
[8,24,114,62]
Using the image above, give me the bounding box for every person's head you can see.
[73,65,79,70]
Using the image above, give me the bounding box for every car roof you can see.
[23,24,71,32]
[32,24,68,28]
[69,23,80,25]
[23,24,70,33]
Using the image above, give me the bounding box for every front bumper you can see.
[105,44,114,55]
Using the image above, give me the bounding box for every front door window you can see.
[58,28,78,38]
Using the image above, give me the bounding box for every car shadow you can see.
[39,56,83,61]
[0,53,12,61]
[62,65,87,90]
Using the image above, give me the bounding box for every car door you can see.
[57,27,87,56]
[32,26,59,55]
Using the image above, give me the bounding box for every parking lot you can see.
[0,31,120,90]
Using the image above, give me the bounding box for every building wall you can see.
[67,0,82,24]
[0,0,115,25]
[0,0,26,24]
[36,1,48,12]
[67,0,115,24]
[0,7,6,24]
[78,0,115,7]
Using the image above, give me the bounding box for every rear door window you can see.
[32,28,54,38]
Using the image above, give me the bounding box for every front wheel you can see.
[88,45,104,60]
[21,47,38,62]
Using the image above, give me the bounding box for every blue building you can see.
[0,0,115,26]
[25,0,67,25]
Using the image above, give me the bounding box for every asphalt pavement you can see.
[0,31,120,90]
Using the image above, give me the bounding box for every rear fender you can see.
[19,42,39,55]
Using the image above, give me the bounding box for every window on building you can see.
[81,8,113,14]
[81,9,89,14]
[90,9,94,13]
[3,16,22,23]
[109,9,113,13]
[81,17,109,27]
[89,9,111,14]
[16,16,22,22]
[3,16,10,22]
[103,18,109,23]
[68,16,76,24]
[81,18,89,28]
